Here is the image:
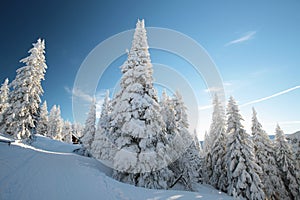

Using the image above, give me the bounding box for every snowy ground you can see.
[0,134,232,200]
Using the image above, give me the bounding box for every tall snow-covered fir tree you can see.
[226,96,265,200]
[0,78,9,125]
[274,124,300,200]
[47,105,63,139]
[202,130,211,157]
[161,91,202,191]
[109,19,173,189]
[0,78,9,113]
[91,91,116,161]
[207,95,228,192]
[62,120,73,143]
[159,90,179,188]
[251,108,289,200]
[172,92,190,143]
[203,94,226,187]
[36,101,48,136]
[3,39,47,139]
[192,129,202,153]
[160,90,184,163]
[81,100,96,151]
[170,91,202,191]
[209,94,225,143]
[160,90,177,138]
[203,95,225,159]
[201,130,210,184]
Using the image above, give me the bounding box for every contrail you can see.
[241,85,300,107]
[225,31,256,46]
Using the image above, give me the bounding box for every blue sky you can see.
[0,0,299,139]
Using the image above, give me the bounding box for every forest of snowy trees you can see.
[0,39,84,142]
[0,19,299,200]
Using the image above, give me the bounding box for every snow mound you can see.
[31,134,81,153]
[0,133,15,143]
[0,135,232,200]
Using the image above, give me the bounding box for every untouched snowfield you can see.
[0,134,232,200]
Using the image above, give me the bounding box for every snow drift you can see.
[0,134,232,200]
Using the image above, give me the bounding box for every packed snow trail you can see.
[0,135,232,200]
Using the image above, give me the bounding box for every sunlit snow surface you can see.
[0,134,232,200]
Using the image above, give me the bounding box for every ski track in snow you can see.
[0,135,233,200]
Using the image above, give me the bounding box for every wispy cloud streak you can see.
[199,85,300,110]
[241,85,300,107]
[64,87,94,102]
[225,31,256,46]
[276,121,300,125]
[198,105,213,111]
[65,87,108,118]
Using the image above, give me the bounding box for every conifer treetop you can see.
[121,19,153,88]
[110,20,173,182]
[226,96,243,134]
[0,78,9,105]
[20,38,47,78]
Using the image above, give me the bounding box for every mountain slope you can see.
[0,135,232,200]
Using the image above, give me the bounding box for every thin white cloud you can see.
[64,86,94,102]
[65,86,108,118]
[204,87,223,93]
[223,82,233,87]
[225,31,256,46]
[204,81,233,93]
[241,85,300,107]
[198,105,213,110]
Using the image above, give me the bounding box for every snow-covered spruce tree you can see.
[4,39,47,139]
[169,91,202,191]
[207,95,228,192]
[201,130,211,184]
[0,78,9,113]
[159,90,181,187]
[160,91,183,172]
[251,108,289,199]
[274,124,300,199]
[109,19,173,189]
[192,130,204,185]
[173,142,202,191]
[0,78,9,126]
[172,92,190,142]
[210,130,228,192]
[209,94,226,143]
[81,100,96,151]
[226,96,265,200]
[47,105,63,139]
[91,91,116,161]
[204,94,227,189]
[193,129,202,153]
[72,122,83,138]
[203,95,225,158]
[202,131,211,156]
[161,91,202,190]
[62,121,73,143]
[202,148,212,185]
[36,101,48,136]
[160,90,177,138]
